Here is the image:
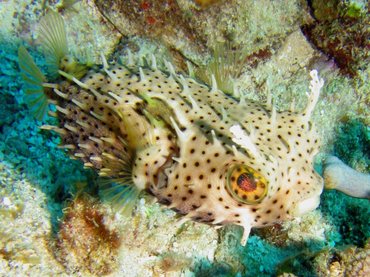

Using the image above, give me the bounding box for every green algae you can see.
[0,42,89,231]
[320,191,370,248]
[318,119,369,248]
[333,119,370,172]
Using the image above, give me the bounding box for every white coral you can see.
[305,69,324,118]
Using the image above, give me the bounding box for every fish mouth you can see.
[291,194,321,216]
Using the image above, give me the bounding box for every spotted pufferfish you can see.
[19,12,324,245]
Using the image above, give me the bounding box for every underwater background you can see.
[0,0,369,276]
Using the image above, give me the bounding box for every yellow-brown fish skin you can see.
[18,11,325,245]
[44,61,324,245]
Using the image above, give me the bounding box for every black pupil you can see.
[237,173,257,192]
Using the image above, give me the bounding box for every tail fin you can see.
[38,10,68,78]
[18,46,49,120]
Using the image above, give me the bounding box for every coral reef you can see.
[0,0,369,276]
[324,241,370,276]
[0,0,121,64]
[320,190,370,247]
[94,0,311,70]
[303,0,370,76]
[214,210,335,276]
[115,198,218,276]
[193,0,223,8]
[276,239,370,276]
[0,163,65,274]
[53,194,121,275]
[332,119,370,171]
[336,241,370,276]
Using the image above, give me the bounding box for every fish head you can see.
[150,92,323,245]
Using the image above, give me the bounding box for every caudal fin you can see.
[18,46,49,120]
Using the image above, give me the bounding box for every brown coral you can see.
[313,241,370,276]
[302,1,370,76]
[94,0,207,53]
[193,0,223,8]
[336,242,370,277]
[53,194,121,275]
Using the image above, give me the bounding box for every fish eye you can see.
[226,164,268,204]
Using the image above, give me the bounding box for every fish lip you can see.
[291,194,321,216]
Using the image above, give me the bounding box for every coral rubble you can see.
[53,194,121,275]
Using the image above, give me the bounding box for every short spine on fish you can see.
[18,11,325,246]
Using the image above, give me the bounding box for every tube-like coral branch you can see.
[323,155,370,199]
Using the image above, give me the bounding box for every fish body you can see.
[19,12,324,245]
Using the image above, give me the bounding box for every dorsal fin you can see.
[38,10,68,78]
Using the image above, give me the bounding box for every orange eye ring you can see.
[226,164,268,204]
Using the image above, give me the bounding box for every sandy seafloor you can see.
[0,0,369,276]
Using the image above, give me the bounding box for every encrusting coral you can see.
[53,194,121,275]
[303,0,370,76]
[314,240,370,276]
